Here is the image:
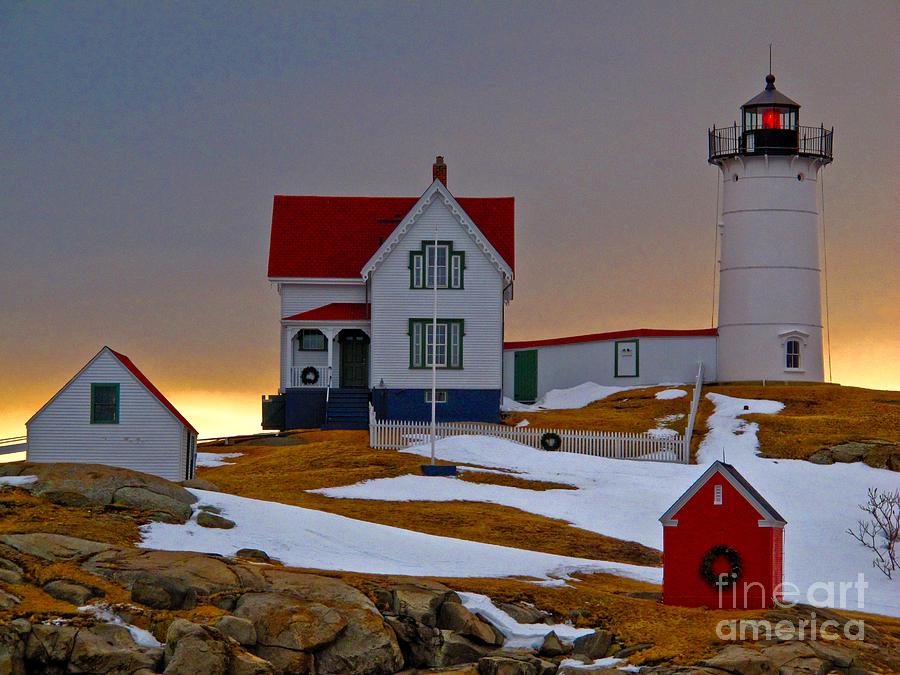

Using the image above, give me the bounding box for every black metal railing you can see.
[708,124,833,162]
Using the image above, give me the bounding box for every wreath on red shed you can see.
[700,545,743,588]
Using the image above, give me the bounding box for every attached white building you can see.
[27,346,198,481]
[503,328,718,402]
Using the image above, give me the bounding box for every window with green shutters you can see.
[409,319,464,369]
[409,241,464,289]
[90,383,120,424]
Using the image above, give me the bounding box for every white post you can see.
[430,219,438,465]
[325,328,335,403]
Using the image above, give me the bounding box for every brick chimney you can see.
[432,155,447,187]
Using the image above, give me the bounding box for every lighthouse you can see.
[709,74,833,382]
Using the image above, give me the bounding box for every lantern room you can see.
[708,73,833,163]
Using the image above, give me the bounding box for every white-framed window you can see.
[714,484,723,505]
[412,255,423,288]
[298,329,326,351]
[785,339,801,369]
[425,390,448,403]
[409,319,464,369]
[426,322,448,367]
[426,244,449,288]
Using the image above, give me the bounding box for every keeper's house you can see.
[26,346,198,481]
[263,157,514,430]
[503,328,718,403]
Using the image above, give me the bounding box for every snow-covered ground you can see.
[140,489,660,584]
[318,393,900,617]
[655,388,687,400]
[502,382,644,412]
[195,451,243,468]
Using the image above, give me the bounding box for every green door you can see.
[514,350,538,403]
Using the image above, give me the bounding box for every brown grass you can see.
[199,432,661,566]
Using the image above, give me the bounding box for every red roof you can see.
[284,302,371,322]
[504,328,718,350]
[268,195,514,278]
[109,348,198,434]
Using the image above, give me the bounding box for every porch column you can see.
[323,327,335,398]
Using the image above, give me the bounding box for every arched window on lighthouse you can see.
[785,340,801,370]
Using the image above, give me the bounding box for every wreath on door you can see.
[540,432,562,451]
[300,366,319,385]
[699,545,743,588]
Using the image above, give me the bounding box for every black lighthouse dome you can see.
[708,73,833,164]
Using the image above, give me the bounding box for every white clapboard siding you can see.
[280,282,366,318]
[27,349,191,481]
[369,413,687,464]
[370,198,504,390]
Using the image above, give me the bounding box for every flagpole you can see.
[430,215,438,465]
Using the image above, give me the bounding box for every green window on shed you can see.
[91,383,120,424]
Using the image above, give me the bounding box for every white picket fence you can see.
[369,414,688,463]
[368,363,706,465]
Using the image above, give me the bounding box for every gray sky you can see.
[2,1,898,436]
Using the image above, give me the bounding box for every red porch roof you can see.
[504,328,718,350]
[283,302,371,322]
[109,349,198,434]
[268,195,514,279]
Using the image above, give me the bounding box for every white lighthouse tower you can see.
[709,73,833,382]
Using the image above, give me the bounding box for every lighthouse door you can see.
[514,350,538,403]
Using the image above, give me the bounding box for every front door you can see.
[514,350,538,403]
[339,331,369,388]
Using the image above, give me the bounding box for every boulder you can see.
[253,645,312,674]
[68,623,160,674]
[229,649,276,675]
[0,533,114,561]
[235,548,271,563]
[438,602,504,646]
[199,504,223,513]
[112,486,193,522]
[699,645,772,675]
[807,641,855,668]
[830,443,870,463]
[538,631,568,657]
[163,619,229,675]
[131,571,198,610]
[0,568,23,584]
[495,602,551,625]
[4,462,197,510]
[43,580,104,606]
[262,569,403,674]
[807,449,834,465]
[386,580,460,626]
[478,653,557,675]
[384,615,443,668]
[0,623,26,675]
[614,642,652,659]
[572,630,613,661]
[0,589,20,610]
[197,511,236,529]
[436,631,494,668]
[234,592,346,652]
[180,478,221,491]
[215,615,257,646]
[25,624,79,669]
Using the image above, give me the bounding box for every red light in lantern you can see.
[762,109,781,129]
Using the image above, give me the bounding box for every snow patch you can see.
[502,383,642,412]
[458,592,594,649]
[558,657,627,670]
[196,452,242,468]
[78,604,161,648]
[140,489,661,584]
[655,388,687,400]
[0,475,37,486]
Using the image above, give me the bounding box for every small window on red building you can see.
[714,484,723,505]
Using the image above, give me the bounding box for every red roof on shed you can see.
[504,328,718,350]
[283,302,371,322]
[267,195,515,279]
[109,349,198,434]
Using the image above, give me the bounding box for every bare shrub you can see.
[847,488,900,579]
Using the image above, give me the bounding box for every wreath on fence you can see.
[699,545,743,588]
[300,366,320,386]
[540,432,562,452]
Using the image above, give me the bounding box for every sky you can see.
[2,1,898,439]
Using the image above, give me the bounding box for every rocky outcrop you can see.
[43,579,104,605]
[808,440,899,471]
[0,462,197,521]
[0,533,114,561]
[197,511,236,529]
[572,630,612,661]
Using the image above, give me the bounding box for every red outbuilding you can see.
[659,461,786,609]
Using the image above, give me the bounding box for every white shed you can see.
[503,328,718,403]
[26,346,198,481]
